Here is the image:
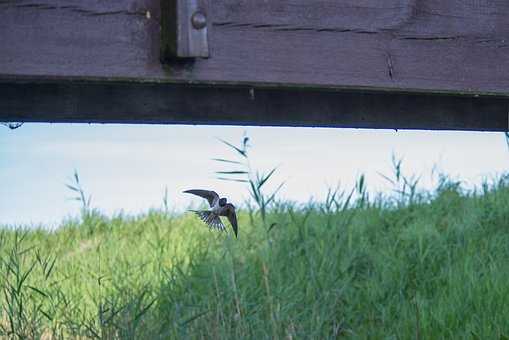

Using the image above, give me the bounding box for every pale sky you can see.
[1,124,508,228]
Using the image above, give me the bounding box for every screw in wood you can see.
[191,11,207,30]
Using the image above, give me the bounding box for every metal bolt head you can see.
[191,11,207,30]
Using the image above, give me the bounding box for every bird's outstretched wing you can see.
[223,204,238,238]
[192,211,226,231]
[183,189,219,207]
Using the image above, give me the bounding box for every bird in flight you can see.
[183,189,238,238]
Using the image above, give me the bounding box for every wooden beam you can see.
[1,0,509,130]
[1,77,507,131]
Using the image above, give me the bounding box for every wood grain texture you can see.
[1,0,509,93]
[1,0,509,129]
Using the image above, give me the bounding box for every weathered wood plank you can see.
[1,77,507,131]
[1,0,509,130]
[1,0,509,94]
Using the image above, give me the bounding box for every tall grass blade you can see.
[216,138,247,158]
[215,171,249,175]
[211,158,242,165]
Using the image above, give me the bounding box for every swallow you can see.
[183,189,238,238]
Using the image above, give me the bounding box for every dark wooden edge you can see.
[1,77,508,131]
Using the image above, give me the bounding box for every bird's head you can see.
[219,198,227,207]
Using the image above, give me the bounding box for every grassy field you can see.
[1,172,509,339]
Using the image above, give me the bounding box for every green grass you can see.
[1,176,509,339]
